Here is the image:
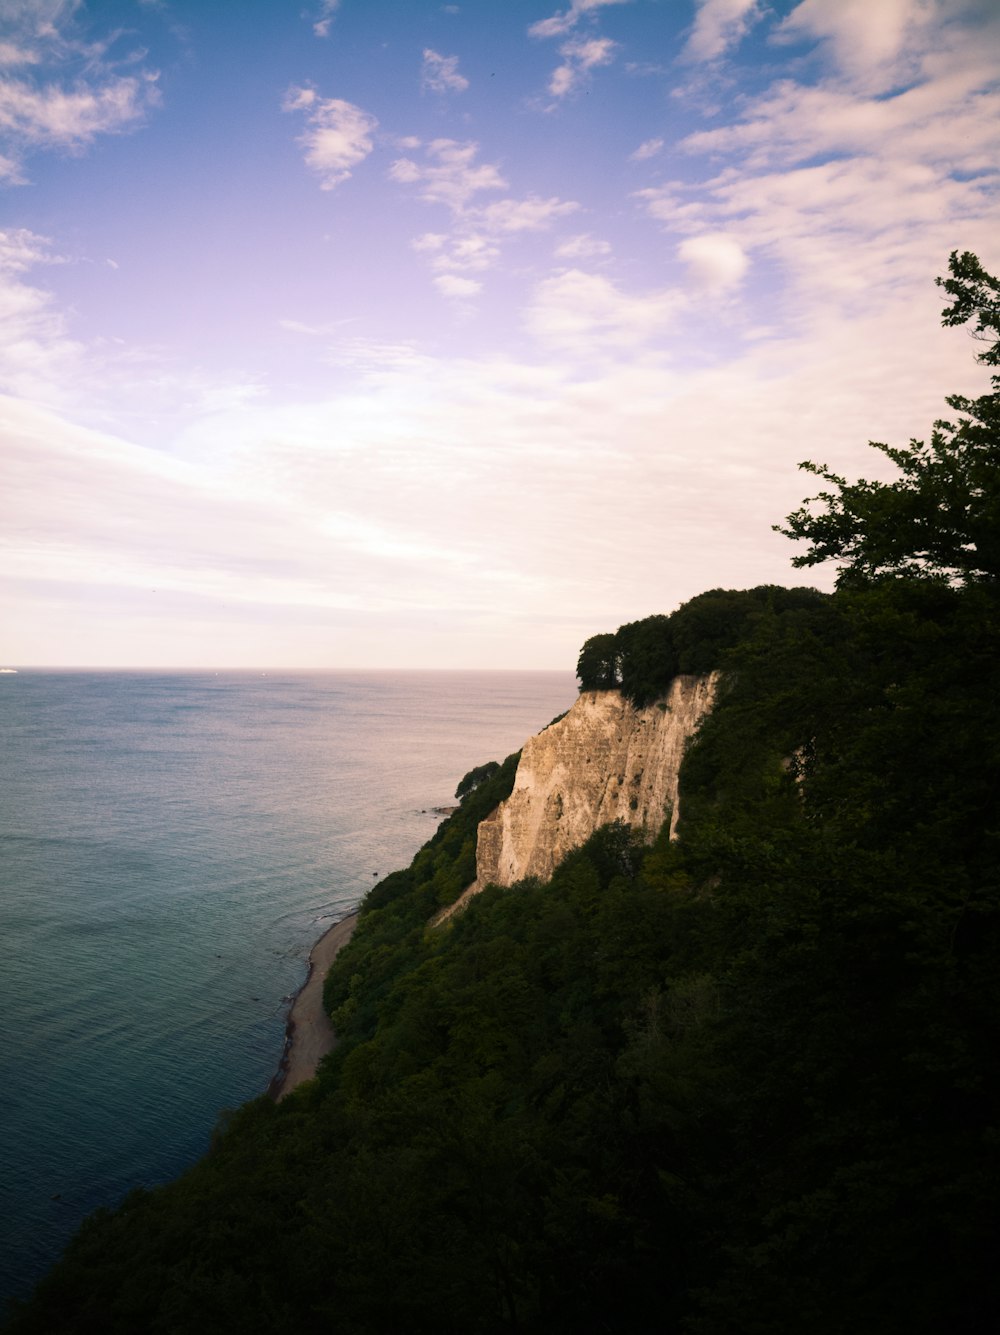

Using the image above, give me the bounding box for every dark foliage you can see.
[455,761,501,801]
[577,585,827,705]
[776,250,1000,586]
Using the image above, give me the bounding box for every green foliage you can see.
[577,585,828,706]
[575,631,621,690]
[455,760,501,800]
[615,613,676,702]
[936,248,1000,363]
[776,250,1000,587]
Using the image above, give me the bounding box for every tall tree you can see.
[777,251,1000,586]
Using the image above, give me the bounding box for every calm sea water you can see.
[0,669,575,1305]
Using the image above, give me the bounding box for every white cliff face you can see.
[475,674,717,891]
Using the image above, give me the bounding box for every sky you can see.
[1,0,998,670]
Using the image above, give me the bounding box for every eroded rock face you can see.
[476,675,716,890]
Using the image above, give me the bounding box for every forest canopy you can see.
[575,584,828,705]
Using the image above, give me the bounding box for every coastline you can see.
[268,911,358,1101]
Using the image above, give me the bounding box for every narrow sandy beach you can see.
[269,911,358,1101]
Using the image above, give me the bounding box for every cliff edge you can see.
[468,674,716,897]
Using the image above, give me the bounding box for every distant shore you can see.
[268,911,358,1101]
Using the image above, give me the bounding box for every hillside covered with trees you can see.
[5,253,998,1334]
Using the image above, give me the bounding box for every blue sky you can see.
[2,0,998,668]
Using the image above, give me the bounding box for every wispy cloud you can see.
[434,273,482,299]
[311,1,340,40]
[3,0,995,670]
[548,35,618,97]
[283,86,378,189]
[554,233,612,260]
[0,227,267,432]
[629,136,663,162]
[529,0,627,100]
[525,268,681,354]
[0,2,161,180]
[682,0,763,63]
[391,139,578,298]
[529,0,632,41]
[421,48,469,94]
[389,138,506,211]
[0,227,82,400]
[0,41,42,67]
[13,299,945,667]
[414,231,499,275]
[3,229,986,668]
[638,0,1000,328]
[0,73,158,148]
[476,195,580,233]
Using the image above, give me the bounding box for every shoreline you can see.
[268,911,358,1101]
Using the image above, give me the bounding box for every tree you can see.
[776,251,1000,587]
[576,632,621,690]
[455,760,501,801]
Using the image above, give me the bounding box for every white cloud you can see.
[0,154,26,183]
[476,195,579,233]
[2,239,989,669]
[678,40,1000,175]
[525,268,681,353]
[0,42,41,66]
[279,317,355,337]
[412,232,447,253]
[309,0,341,38]
[0,229,271,434]
[434,273,482,299]
[388,138,506,211]
[528,0,624,98]
[390,142,579,295]
[567,37,617,68]
[13,300,942,668]
[427,233,500,274]
[683,0,763,62]
[0,2,161,178]
[638,156,999,337]
[412,199,578,280]
[554,233,612,259]
[630,136,664,162]
[529,0,632,41]
[312,1,340,39]
[4,0,996,672]
[549,34,618,97]
[0,72,158,147]
[421,48,469,94]
[678,233,748,292]
[776,0,933,86]
[0,227,84,400]
[634,0,1000,333]
[0,227,54,274]
[4,1,84,25]
[686,83,983,174]
[283,88,378,189]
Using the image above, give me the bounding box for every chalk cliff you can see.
[475,674,717,892]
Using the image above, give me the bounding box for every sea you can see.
[0,668,575,1307]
